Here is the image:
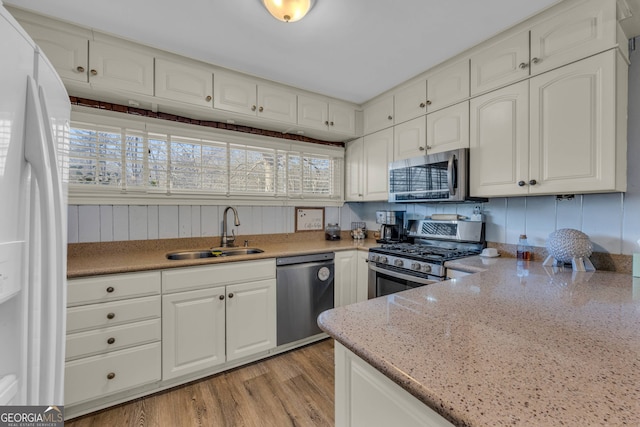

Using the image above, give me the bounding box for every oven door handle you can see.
[369,264,439,285]
[447,153,456,196]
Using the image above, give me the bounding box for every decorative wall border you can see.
[68,96,345,147]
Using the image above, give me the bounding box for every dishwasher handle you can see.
[276,252,335,266]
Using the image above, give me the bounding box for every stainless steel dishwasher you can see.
[276,252,335,346]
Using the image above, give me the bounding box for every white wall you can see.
[68,44,639,252]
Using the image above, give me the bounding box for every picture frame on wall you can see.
[295,207,325,232]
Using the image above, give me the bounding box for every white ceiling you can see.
[5,0,567,104]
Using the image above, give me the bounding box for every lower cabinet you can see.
[335,250,370,308]
[335,342,454,427]
[161,259,277,381]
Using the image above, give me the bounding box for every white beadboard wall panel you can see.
[78,205,100,243]
[582,193,624,253]
[234,206,253,235]
[178,205,192,238]
[113,206,130,241]
[484,198,507,244]
[325,207,340,227]
[68,205,79,243]
[129,206,148,241]
[523,196,556,247]
[555,195,583,231]
[191,206,201,238]
[622,192,640,253]
[99,205,114,242]
[158,205,179,239]
[260,207,278,234]
[147,205,159,239]
[623,46,640,253]
[505,197,526,245]
[200,205,218,237]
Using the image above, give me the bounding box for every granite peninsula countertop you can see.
[67,233,376,278]
[319,257,640,427]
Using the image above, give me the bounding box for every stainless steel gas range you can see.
[368,218,485,298]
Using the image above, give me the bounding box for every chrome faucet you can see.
[221,206,240,247]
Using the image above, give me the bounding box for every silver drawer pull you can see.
[106,286,115,293]
[106,312,115,320]
[107,337,115,344]
[107,372,115,380]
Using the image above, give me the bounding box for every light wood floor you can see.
[66,339,335,427]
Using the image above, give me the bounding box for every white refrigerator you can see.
[0,1,70,407]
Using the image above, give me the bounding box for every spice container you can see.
[517,234,532,260]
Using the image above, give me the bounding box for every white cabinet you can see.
[346,129,393,201]
[394,80,427,124]
[394,60,470,125]
[363,95,394,135]
[356,251,370,302]
[19,21,89,83]
[471,49,626,198]
[65,272,162,406]
[161,260,277,381]
[214,72,297,124]
[471,0,619,95]
[155,58,214,107]
[88,41,154,95]
[297,95,356,136]
[394,102,469,161]
[335,342,454,427]
[335,251,358,308]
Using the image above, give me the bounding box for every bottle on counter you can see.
[517,234,532,260]
[325,223,341,241]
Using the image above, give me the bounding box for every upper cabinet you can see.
[471,0,621,95]
[470,50,627,197]
[392,59,470,126]
[345,128,393,201]
[19,21,89,83]
[155,58,214,108]
[297,95,356,136]
[363,95,394,135]
[214,72,297,124]
[88,41,154,96]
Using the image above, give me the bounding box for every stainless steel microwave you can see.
[389,148,482,203]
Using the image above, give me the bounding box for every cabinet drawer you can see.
[68,271,160,306]
[65,342,161,406]
[66,318,161,361]
[162,259,276,293]
[67,295,161,333]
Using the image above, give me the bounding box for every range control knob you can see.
[394,259,404,267]
[379,256,388,264]
[423,264,432,273]
[411,262,422,271]
[369,254,378,262]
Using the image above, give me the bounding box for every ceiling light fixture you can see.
[262,0,315,23]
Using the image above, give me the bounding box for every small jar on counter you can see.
[517,234,532,260]
[325,223,341,241]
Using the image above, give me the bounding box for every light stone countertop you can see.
[67,233,377,278]
[318,256,640,427]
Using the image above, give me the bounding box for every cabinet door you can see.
[21,23,88,83]
[427,59,470,112]
[529,50,618,195]
[328,101,356,135]
[226,279,277,362]
[356,251,370,303]
[393,116,426,161]
[257,83,297,124]
[89,41,154,95]
[298,94,328,131]
[162,287,226,380]
[426,101,469,155]
[345,138,364,201]
[363,95,394,135]
[363,128,393,201]
[394,80,427,124]
[155,58,213,107]
[470,81,529,197]
[530,0,617,75]
[214,72,257,115]
[334,251,357,308]
[470,31,529,96]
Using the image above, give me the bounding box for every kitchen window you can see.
[66,110,344,205]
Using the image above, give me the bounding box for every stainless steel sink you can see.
[166,248,264,260]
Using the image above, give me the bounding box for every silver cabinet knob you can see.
[228,293,234,298]
[531,57,540,64]
[426,100,432,105]
[206,95,212,102]
[251,105,257,111]
[519,62,528,69]
[107,372,115,380]
[219,295,225,300]
[529,179,537,185]
[76,66,85,73]
[419,146,425,151]
[258,106,264,112]
[518,180,526,187]
[106,312,115,319]
[90,69,98,76]
[107,337,115,344]
[419,102,426,108]
[106,286,114,293]
[387,115,393,120]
